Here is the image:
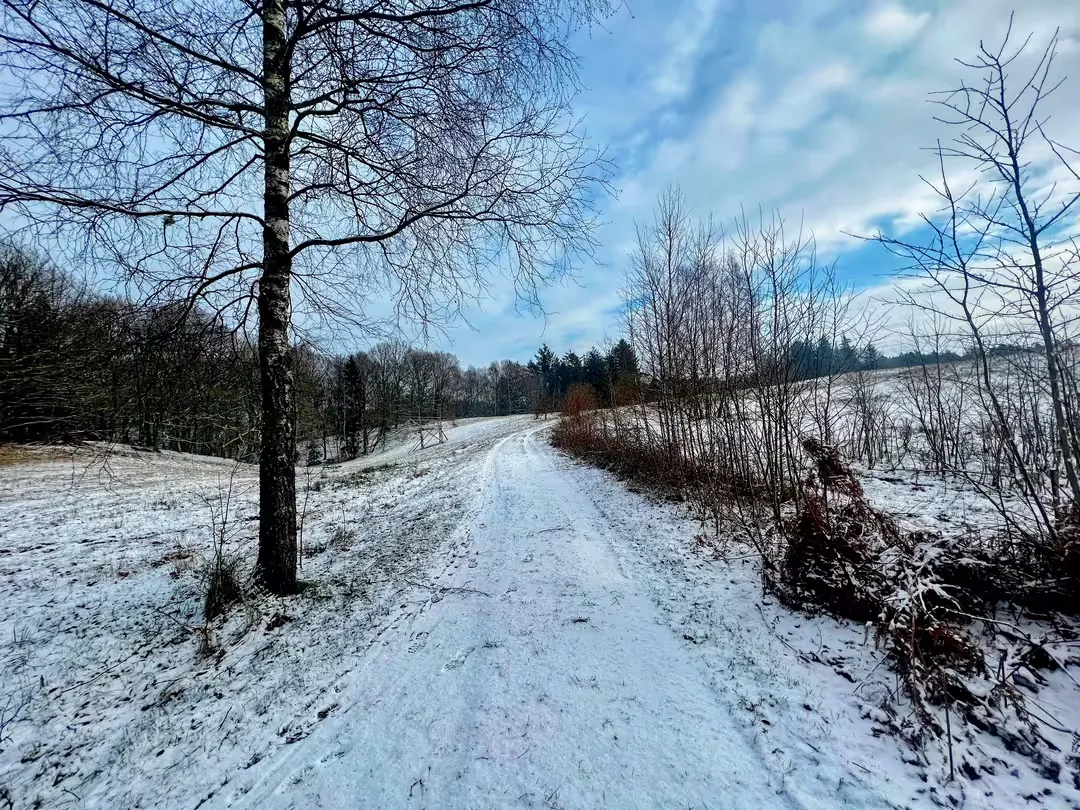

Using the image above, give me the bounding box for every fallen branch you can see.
[403,579,491,598]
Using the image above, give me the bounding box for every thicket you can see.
[551,197,1080,785]
[0,245,259,456]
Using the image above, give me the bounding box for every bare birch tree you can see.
[0,0,609,592]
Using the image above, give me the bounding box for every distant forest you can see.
[0,246,642,461]
[0,244,1024,462]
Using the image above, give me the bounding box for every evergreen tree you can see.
[816,336,834,377]
[838,334,859,373]
[862,343,880,370]
[559,351,583,394]
[583,348,611,405]
[534,344,558,401]
[607,339,639,385]
[340,355,365,459]
[788,339,814,380]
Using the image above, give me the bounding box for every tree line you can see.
[0,246,260,455]
[780,336,1038,379]
[8,240,1036,463]
[0,245,623,462]
[527,340,640,414]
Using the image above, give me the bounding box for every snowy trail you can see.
[229,426,796,809]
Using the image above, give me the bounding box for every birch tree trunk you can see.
[257,0,297,594]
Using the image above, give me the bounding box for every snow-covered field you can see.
[1,415,1077,808]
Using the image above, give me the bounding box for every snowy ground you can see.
[1,417,1076,808]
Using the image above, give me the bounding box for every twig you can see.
[756,603,821,664]
[55,659,121,696]
[852,653,892,696]
[150,605,195,633]
[944,688,955,781]
[403,579,491,598]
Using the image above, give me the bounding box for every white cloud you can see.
[433,0,1080,363]
[615,0,1080,256]
[759,62,854,135]
[714,74,760,134]
[863,2,931,44]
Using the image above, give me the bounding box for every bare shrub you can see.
[553,18,1080,781]
[565,171,1080,782]
[553,410,695,501]
[203,554,242,622]
[842,369,892,470]
[878,17,1080,539]
[200,467,249,623]
[767,439,894,622]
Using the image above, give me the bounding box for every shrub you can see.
[203,551,242,621]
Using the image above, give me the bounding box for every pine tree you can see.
[816,336,834,377]
[608,339,639,384]
[862,343,880,371]
[340,356,364,459]
[838,334,859,373]
[535,344,557,399]
[583,348,611,405]
[559,351,584,395]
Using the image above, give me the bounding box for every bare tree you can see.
[619,189,852,538]
[0,0,610,592]
[876,17,1080,537]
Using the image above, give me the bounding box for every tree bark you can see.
[257,0,297,594]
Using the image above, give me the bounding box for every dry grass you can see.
[0,444,70,466]
[0,445,37,466]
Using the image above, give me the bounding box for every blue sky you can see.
[430,0,1080,366]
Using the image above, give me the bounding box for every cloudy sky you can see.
[429,0,1080,367]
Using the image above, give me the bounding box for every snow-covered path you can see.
[231,426,793,809]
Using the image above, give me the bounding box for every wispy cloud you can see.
[649,0,726,102]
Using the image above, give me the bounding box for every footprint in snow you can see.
[467,558,478,569]
[444,647,474,670]
[407,632,428,653]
